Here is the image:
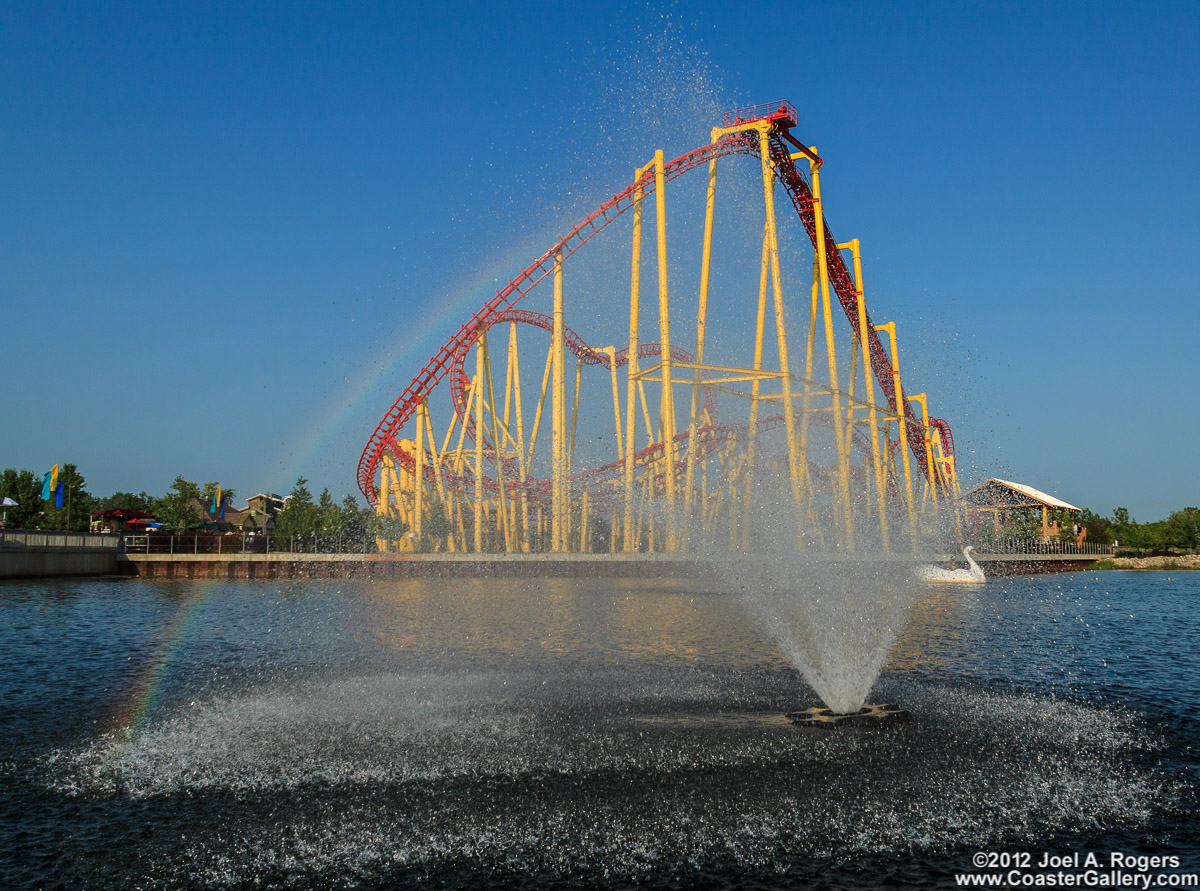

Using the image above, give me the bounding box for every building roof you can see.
[247,492,284,501]
[962,478,1081,512]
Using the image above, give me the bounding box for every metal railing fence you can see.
[0,530,122,549]
[119,532,380,556]
[964,538,1114,556]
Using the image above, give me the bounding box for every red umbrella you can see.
[90,508,156,520]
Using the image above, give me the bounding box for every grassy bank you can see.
[1091,555,1200,571]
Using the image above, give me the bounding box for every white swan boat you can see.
[917,546,986,584]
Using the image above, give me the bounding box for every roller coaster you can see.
[358,102,961,554]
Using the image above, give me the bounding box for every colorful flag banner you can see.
[41,464,60,501]
[55,482,64,509]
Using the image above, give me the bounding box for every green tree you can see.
[315,488,341,550]
[422,499,453,551]
[1124,518,1168,551]
[155,477,204,531]
[1142,521,1170,551]
[338,494,372,552]
[1111,507,1133,545]
[1079,508,1113,545]
[274,477,319,551]
[371,513,409,549]
[1110,506,1159,550]
[0,468,45,528]
[95,491,157,514]
[1165,507,1200,551]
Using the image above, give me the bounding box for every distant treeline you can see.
[0,467,381,550]
[269,477,383,552]
[4,464,1195,554]
[1079,506,1199,551]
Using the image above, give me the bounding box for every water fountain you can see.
[709,521,923,723]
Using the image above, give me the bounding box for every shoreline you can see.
[1093,555,1200,571]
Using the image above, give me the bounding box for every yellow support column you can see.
[798,258,819,515]
[450,381,474,552]
[653,150,677,549]
[481,332,513,552]
[509,322,531,551]
[474,342,485,552]
[908,393,939,513]
[930,425,963,536]
[759,128,805,544]
[623,164,648,552]
[875,322,918,546]
[414,399,425,547]
[602,346,623,461]
[881,420,893,496]
[685,140,720,515]
[841,239,889,550]
[390,439,417,552]
[422,400,451,551]
[569,356,583,473]
[377,452,397,552]
[742,217,771,550]
[563,355,586,549]
[807,150,854,549]
[552,249,567,552]
[580,489,590,552]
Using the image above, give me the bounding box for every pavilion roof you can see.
[962,478,1081,512]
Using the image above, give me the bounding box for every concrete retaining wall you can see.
[976,556,1097,575]
[0,542,1102,582]
[118,552,1102,580]
[0,548,120,579]
[119,552,706,579]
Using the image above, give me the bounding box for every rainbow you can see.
[111,247,558,738]
[108,579,223,739]
[269,235,552,498]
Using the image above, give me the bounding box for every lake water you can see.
[1,570,1198,889]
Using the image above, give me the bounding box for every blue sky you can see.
[2,1,1196,521]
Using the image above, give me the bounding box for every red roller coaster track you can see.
[358,107,947,506]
